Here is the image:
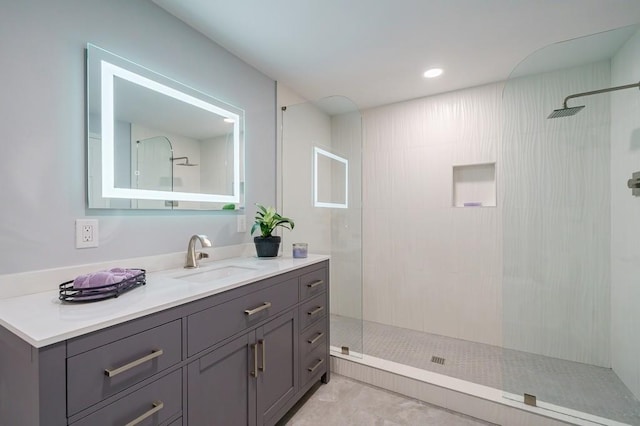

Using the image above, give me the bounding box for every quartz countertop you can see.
[0,255,329,348]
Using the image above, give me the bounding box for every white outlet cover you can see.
[76,219,99,248]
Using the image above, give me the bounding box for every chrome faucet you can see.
[185,234,212,269]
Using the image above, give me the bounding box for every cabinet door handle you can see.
[250,343,258,378]
[307,306,324,316]
[306,279,324,288]
[124,400,164,426]
[259,339,266,372]
[244,302,272,316]
[307,358,324,373]
[104,349,163,378]
[308,332,325,345]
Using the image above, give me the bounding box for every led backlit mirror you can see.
[314,147,348,208]
[87,44,244,210]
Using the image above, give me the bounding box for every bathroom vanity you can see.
[0,256,329,426]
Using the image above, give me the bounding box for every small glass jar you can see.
[292,243,308,258]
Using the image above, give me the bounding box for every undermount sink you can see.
[173,265,258,283]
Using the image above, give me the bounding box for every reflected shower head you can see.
[547,105,585,119]
[171,156,198,166]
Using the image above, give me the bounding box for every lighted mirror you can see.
[314,147,348,208]
[86,44,244,210]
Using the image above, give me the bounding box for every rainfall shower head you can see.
[171,156,199,166]
[547,105,585,119]
[548,81,640,119]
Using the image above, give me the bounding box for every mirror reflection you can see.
[87,44,244,210]
[314,147,348,208]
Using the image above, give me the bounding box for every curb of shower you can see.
[330,347,628,426]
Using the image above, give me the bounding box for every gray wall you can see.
[0,0,276,275]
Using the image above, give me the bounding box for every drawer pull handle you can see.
[104,349,164,378]
[308,332,325,345]
[259,339,266,372]
[251,343,258,377]
[307,306,324,316]
[124,400,164,426]
[307,358,324,373]
[306,279,324,288]
[245,302,272,316]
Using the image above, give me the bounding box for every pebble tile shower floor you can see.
[330,315,640,425]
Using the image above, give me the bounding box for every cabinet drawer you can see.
[299,321,327,359]
[67,320,182,416]
[188,277,298,356]
[71,369,182,426]
[300,345,327,389]
[298,293,326,331]
[299,268,327,301]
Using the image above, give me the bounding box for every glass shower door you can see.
[281,96,363,358]
[501,25,640,424]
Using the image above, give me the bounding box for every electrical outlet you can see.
[237,215,246,233]
[76,219,99,248]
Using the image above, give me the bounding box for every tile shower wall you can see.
[363,62,611,366]
[502,61,611,367]
[363,83,503,347]
[610,28,640,399]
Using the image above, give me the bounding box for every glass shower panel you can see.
[133,135,173,209]
[282,96,363,358]
[502,25,640,424]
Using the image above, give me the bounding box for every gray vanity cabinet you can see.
[187,332,256,425]
[187,309,297,426]
[0,260,329,426]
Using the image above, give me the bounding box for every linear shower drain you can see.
[431,356,446,365]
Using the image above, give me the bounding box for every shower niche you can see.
[451,162,496,207]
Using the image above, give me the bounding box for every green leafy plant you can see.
[250,204,295,238]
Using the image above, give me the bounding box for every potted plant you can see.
[251,204,295,257]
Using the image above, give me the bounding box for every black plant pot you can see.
[254,236,281,257]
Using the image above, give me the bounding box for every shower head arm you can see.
[562,81,640,108]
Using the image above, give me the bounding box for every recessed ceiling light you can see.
[423,68,443,78]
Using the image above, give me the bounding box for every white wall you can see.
[0,0,276,276]
[610,28,640,399]
[363,61,612,368]
[363,83,503,346]
[502,61,611,367]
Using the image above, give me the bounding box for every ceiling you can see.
[153,0,640,110]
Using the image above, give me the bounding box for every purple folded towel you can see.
[73,268,142,290]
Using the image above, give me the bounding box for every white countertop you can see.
[0,254,329,348]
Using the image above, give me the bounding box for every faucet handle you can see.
[196,252,209,260]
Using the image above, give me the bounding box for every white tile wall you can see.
[362,61,612,366]
[610,27,640,400]
[502,61,611,367]
[363,83,503,347]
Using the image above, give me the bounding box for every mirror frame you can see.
[87,44,244,207]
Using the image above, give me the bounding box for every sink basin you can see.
[173,265,258,283]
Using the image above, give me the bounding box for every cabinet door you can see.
[256,309,298,425]
[187,333,256,426]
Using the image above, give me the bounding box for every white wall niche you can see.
[452,162,496,207]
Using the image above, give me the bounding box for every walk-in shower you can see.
[282,24,640,426]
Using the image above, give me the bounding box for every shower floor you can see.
[331,315,640,425]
